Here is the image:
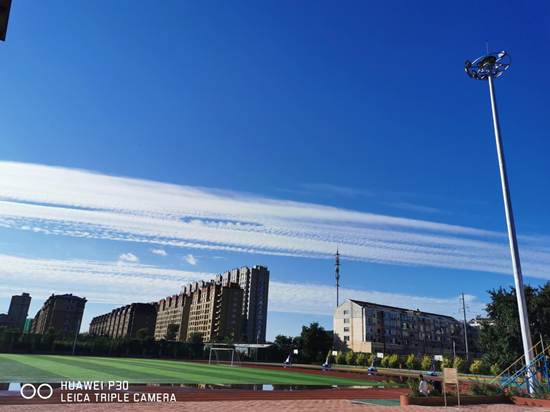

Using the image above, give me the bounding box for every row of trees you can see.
[332,351,501,375]
[0,326,206,359]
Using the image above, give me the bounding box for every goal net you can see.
[208,347,241,367]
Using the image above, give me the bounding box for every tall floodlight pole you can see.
[335,248,340,307]
[465,51,534,381]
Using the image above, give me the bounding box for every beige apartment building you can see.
[334,299,466,356]
[154,292,191,341]
[186,281,243,342]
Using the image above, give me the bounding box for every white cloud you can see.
[151,248,167,256]
[0,161,549,278]
[184,254,198,266]
[0,254,485,319]
[118,253,139,263]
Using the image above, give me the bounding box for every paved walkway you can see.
[0,400,546,412]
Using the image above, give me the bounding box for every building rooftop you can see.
[347,299,457,321]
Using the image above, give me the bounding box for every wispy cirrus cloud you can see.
[0,161,549,279]
[0,254,484,319]
[298,182,374,198]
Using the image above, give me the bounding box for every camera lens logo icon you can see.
[20,383,54,400]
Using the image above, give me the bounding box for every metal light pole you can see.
[465,51,534,378]
[461,293,470,360]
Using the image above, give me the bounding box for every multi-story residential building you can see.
[186,281,243,343]
[89,303,157,339]
[0,293,32,331]
[154,292,191,341]
[30,294,86,337]
[215,265,269,343]
[334,299,466,356]
[8,293,31,331]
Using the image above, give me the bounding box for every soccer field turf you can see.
[0,354,381,385]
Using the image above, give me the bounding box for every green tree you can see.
[420,355,432,371]
[480,284,550,369]
[355,352,367,366]
[345,350,356,365]
[442,356,452,368]
[335,351,346,365]
[470,359,489,374]
[366,353,375,367]
[490,362,501,376]
[380,355,389,368]
[297,323,333,363]
[405,354,417,370]
[136,328,151,340]
[274,335,293,357]
[187,332,204,359]
[165,324,179,341]
[453,356,467,373]
[387,354,399,368]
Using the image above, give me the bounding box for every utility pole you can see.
[335,248,340,307]
[461,293,469,360]
[465,51,534,390]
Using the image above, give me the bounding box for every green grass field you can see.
[0,354,381,385]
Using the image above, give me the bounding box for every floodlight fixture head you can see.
[465,51,511,80]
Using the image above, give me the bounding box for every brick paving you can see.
[0,400,547,412]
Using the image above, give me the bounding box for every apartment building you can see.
[89,302,157,339]
[215,265,269,343]
[154,292,191,341]
[30,294,86,337]
[186,281,243,343]
[334,299,466,356]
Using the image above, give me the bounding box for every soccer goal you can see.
[208,347,241,367]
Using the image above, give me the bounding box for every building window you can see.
[343,310,349,315]
[343,336,350,342]
[343,327,350,332]
[343,318,350,324]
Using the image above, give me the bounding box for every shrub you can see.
[345,350,356,365]
[490,362,501,376]
[335,351,346,365]
[407,377,421,396]
[469,380,504,396]
[421,355,432,371]
[380,355,389,368]
[442,356,452,368]
[355,352,367,366]
[453,356,468,373]
[366,353,375,367]
[469,359,489,374]
[387,353,399,368]
[405,354,417,370]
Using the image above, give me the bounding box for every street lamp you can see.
[0,0,13,42]
[465,51,534,379]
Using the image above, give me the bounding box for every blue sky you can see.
[1,1,549,340]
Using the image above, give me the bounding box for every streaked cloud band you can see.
[0,161,549,278]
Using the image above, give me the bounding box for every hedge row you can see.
[333,351,501,375]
